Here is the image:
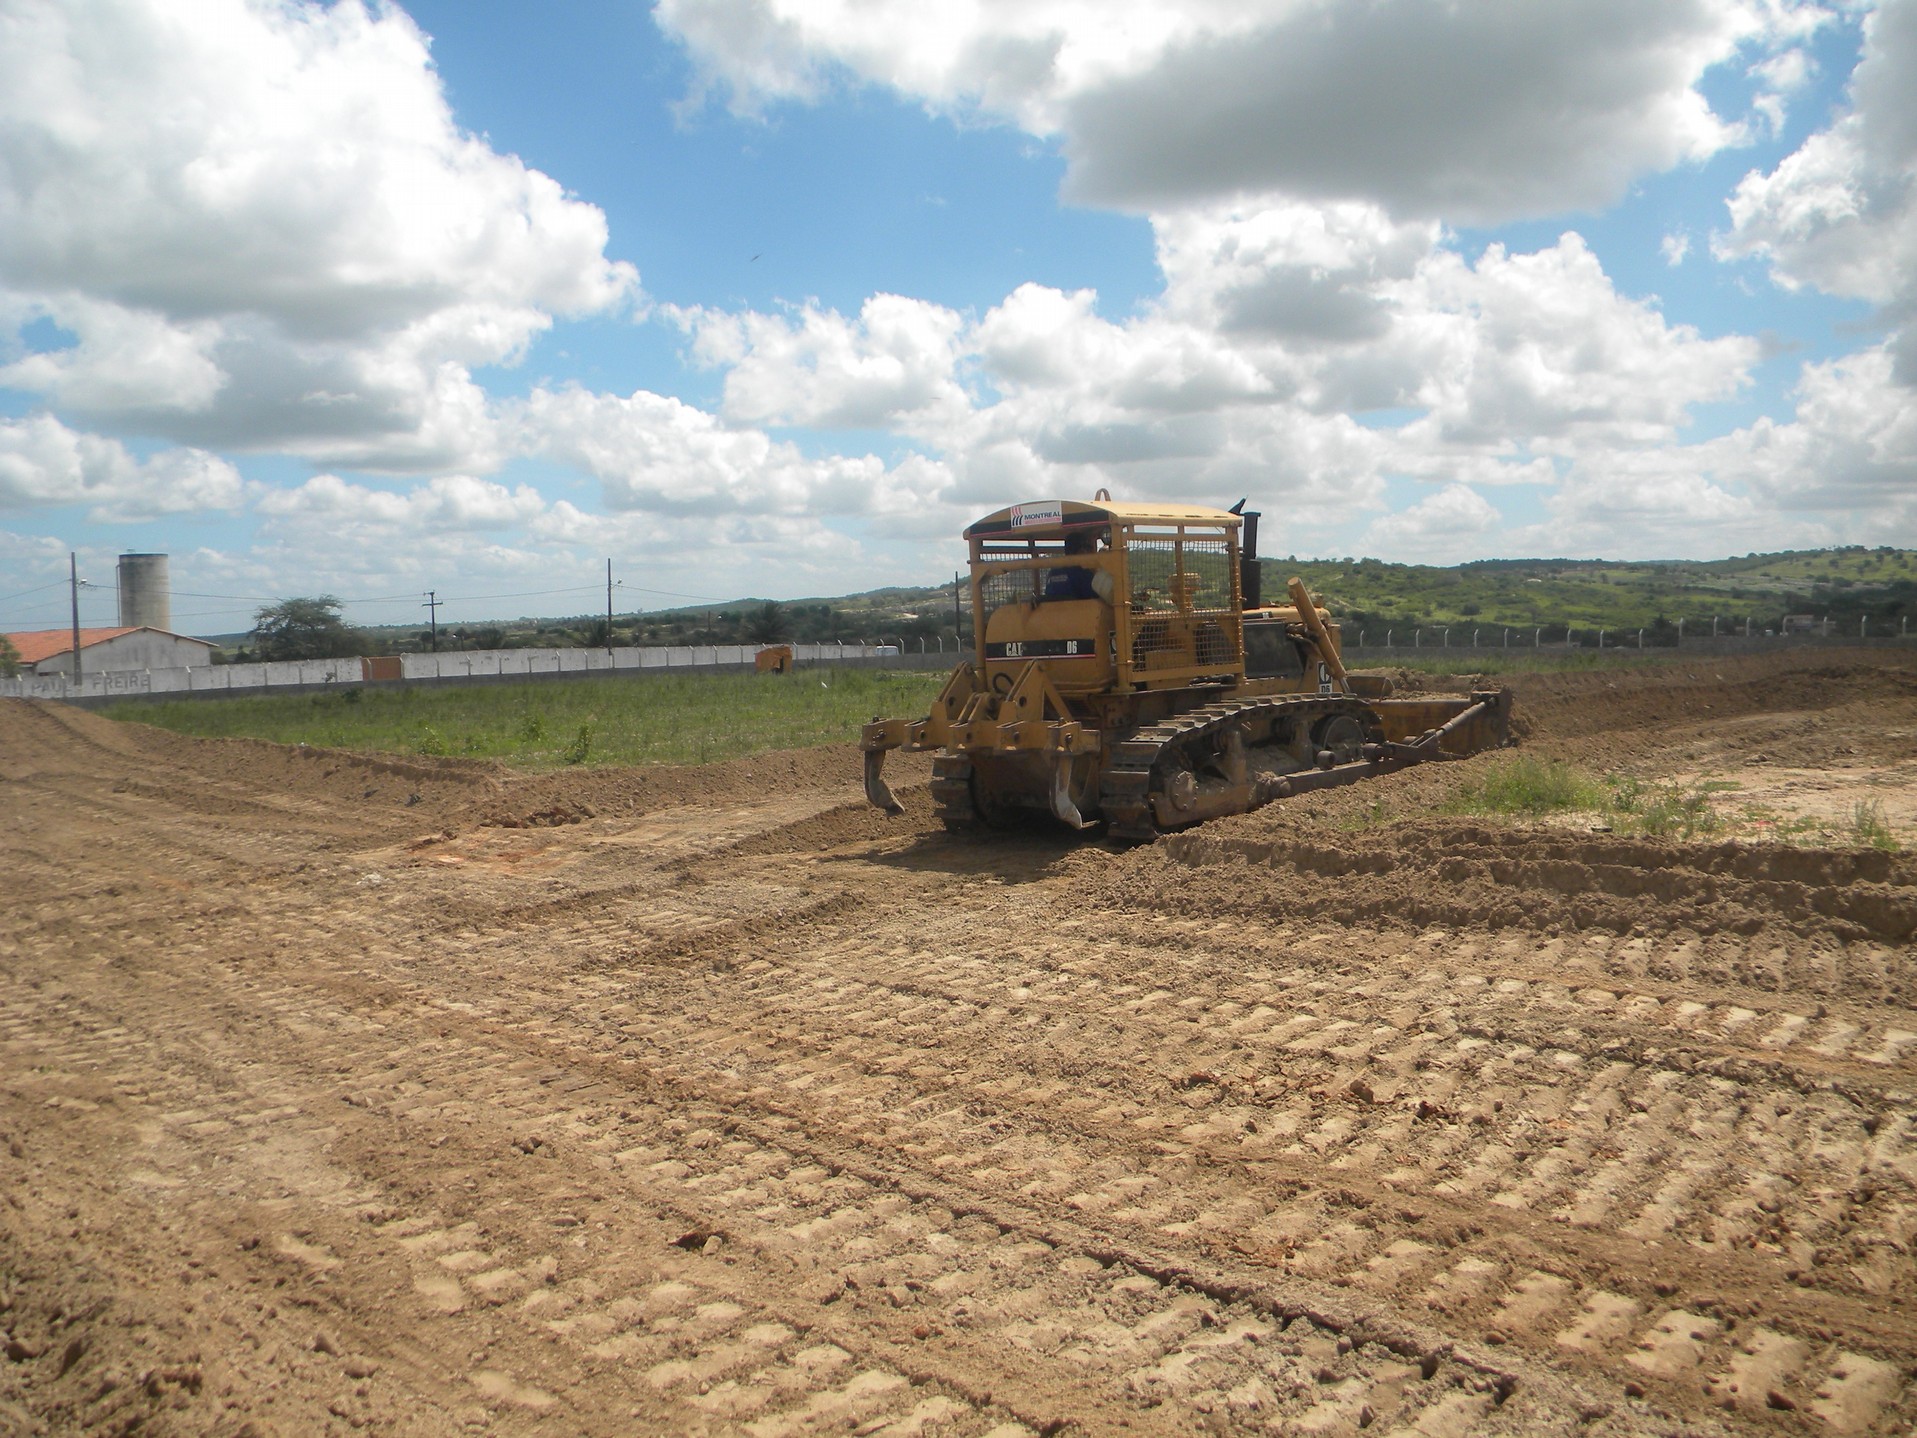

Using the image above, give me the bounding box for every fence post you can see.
[1472,628,1479,647]
[1534,627,1540,647]
[1598,628,1605,648]
[1637,628,1644,649]
[1386,629,1393,647]
[1442,627,1450,647]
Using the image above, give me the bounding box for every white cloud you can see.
[1662,232,1693,265]
[515,385,953,520]
[0,0,636,472]
[1399,234,1756,448]
[676,293,972,431]
[1528,459,1767,557]
[1511,341,1917,556]
[660,0,1822,224]
[1714,342,1917,511]
[1721,0,1917,318]
[0,414,241,520]
[0,293,225,412]
[1360,483,1500,562]
[253,473,550,534]
[1749,44,1815,135]
[672,224,1756,538]
[1153,201,1438,344]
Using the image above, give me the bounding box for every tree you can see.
[252,595,361,660]
[745,600,789,645]
[0,633,19,678]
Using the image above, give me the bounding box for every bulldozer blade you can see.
[864,749,905,816]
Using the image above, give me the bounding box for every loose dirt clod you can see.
[3,648,1915,1436]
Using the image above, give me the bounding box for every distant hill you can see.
[1277,547,1917,631]
[222,546,1914,656]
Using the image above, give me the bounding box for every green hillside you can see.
[325,546,1914,659]
[1277,547,1917,634]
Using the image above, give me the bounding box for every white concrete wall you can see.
[0,641,900,701]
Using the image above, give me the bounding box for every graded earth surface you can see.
[3,647,1915,1437]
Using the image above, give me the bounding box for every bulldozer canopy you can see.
[964,499,1242,539]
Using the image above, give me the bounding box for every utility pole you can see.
[606,559,614,655]
[423,591,440,651]
[69,552,82,690]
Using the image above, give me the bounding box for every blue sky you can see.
[2,0,1915,636]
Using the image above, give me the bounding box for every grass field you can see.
[102,668,949,770]
[100,648,1704,771]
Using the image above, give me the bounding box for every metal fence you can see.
[1340,622,1913,655]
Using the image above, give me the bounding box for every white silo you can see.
[118,553,172,630]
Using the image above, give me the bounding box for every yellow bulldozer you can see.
[861,494,1512,841]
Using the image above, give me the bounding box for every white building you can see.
[5,627,218,676]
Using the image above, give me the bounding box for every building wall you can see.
[29,629,215,675]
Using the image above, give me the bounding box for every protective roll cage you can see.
[862,500,1246,827]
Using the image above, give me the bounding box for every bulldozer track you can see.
[5,648,1917,1435]
[1101,693,1384,841]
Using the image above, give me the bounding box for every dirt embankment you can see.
[3,648,1916,1437]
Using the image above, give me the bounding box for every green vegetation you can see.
[1439,755,1900,849]
[1605,775,1723,841]
[194,545,1913,661]
[102,668,947,770]
[248,595,366,661]
[336,587,964,660]
[1443,756,1604,816]
[1849,799,1899,851]
[1278,545,1917,637]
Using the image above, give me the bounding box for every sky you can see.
[2,0,1916,636]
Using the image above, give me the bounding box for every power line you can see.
[0,580,66,606]
[168,588,420,603]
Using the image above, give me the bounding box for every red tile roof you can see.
[5,627,141,664]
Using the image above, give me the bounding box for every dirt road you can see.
[3,648,1915,1436]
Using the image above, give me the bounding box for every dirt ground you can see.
[3,647,1915,1438]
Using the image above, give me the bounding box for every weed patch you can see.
[1849,799,1900,851]
[1444,756,1605,816]
[1608,776,1722,840]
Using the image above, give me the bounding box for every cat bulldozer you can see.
[861,495,1512,841]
